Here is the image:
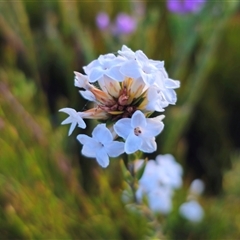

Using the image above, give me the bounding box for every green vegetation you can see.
[0,1,240,239]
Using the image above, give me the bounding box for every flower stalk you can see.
[59,45,185,237]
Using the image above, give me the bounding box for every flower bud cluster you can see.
[59,45,180,167]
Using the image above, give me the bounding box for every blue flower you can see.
[77,124,124,168]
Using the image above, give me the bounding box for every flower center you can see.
[98,84,139,120]
[134,127,142,136]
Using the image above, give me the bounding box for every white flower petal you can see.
[77,134,92,145]
[74,72,89,89]
[145,87,166,112]
[61,116,72,125]
[114,118,132,139]
[81,144,97,158]
[149,59,164,69]
[140,137,157,153]
[89,67,104,82]
[163,88,177,104]
[125,132,142,154]
[120,60,141,79]
[59,108,86,135]
[78,135,101,158]
[154,73,165,89]
[131,110,146,128]
[98,53,116,65]
[118,45,135,59]
[106,141,125,157]
[106,66,125,82]
[92,124,112,144]
[96,147,109,168]
[83,59,99,75]
[144,119,164,137]
[69,122,77,136]
[165,78,180,89]
[59,107,76,115]
[79,90,96,101]
[141,72,156,85]
[145,101,165,112]
[135,50,148,63]
[152,115,165,121]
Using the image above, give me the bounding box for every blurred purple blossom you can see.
[96,12,137,36]
[113,13,137,35]
[96,12,110,30]
[167,0,206,14]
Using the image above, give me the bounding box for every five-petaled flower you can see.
[114,110,164,154]
[59,108,86,136]
[77,124,124,168]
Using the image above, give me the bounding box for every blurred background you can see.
[1,0,240,239]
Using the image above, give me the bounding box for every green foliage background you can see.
[0,1,240,239]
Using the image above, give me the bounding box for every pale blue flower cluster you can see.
[59,46,179,168]
[123,155,205,220]
[134,154,183,214]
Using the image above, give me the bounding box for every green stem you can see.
[127,160,138,203]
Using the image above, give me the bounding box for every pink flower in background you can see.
[167,0,206,14]
[114,13,137,35]
[96,12,137,35]
[96,12,110,30]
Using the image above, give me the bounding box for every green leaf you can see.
[135,158,148,181]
